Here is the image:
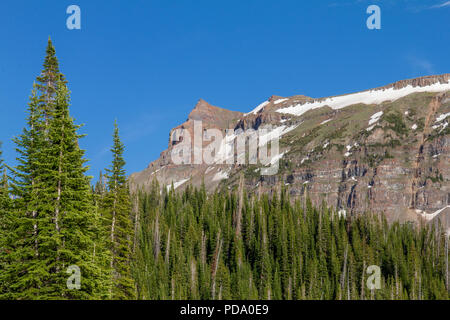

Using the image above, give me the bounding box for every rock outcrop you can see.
[130,74,450,227]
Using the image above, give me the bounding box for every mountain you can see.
[130,74,450,227]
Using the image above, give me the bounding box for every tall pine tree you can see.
[36,37,66,129]
[2,39,107,299]
[102,121,135,299]
[0,144,12,296]
[1,84,46,299]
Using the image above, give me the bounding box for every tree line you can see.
[132,179,448,300]
[0,39,448,300]
[0,39,133,299]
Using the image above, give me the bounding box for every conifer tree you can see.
[2,40,107,299]
[131,184,449,300]
[36,37,66,128]
[42,80,105,298]
[0,145,12,296]
[4,38,66,298]
[1,85,46,299]
[1,38,448,301]
[103,121,135,299]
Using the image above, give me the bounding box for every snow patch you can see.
[368,111,383,126]
[211,123,300,164]
[338,209,347,218]
[257,124,300,147]
[417,206,450,221]
[433,121,449,132]
[277,81,450,117]
[320,119,332,125]
[167,178,189,191]
[151,166,166,175]
[212,170,230,182]
[268,152,285,166]
[436,112,450,123]
[246,100,269,116]
[274,98,289,105]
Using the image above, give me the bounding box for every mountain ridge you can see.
[130,73,450,229]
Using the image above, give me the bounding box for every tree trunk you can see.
[211,231,222,299]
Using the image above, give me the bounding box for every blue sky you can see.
[0,0,449,180]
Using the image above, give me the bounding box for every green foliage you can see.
[132,183,449,300]
[428,170,444,183]
[325,125,348,141]
[100,121,135,299]
[244,165,262,179]
[0,38,448,301]
[0,39,109,300]
[0,146,13,296]
[383,112,408,136]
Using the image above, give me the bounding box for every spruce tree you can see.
[103,121,135,299]
[1,84,46,299]
[3,38,66,298]
[0,145,12,296]
[3,40,107,299]
[36,37,66,128]
[40,80,105,298]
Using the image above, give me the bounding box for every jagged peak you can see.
[194,98,212,109]
[188,99,217,120]
[188,99,243,121]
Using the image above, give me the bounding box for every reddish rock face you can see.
[130,74,450,227]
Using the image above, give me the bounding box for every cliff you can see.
[130,74,450,228]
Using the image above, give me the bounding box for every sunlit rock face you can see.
[130,74,450,226]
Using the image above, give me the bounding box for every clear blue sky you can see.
[0,0,449,180]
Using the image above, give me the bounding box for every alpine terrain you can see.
[131,74,450,228]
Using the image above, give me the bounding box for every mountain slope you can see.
[130,74,450,226]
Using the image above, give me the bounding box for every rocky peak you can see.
[268,95,285,102]
[186,98,243,124]
[380,73,450,90]
[167,99,244,149]
[188,99,215,120]
[130,74,450,227]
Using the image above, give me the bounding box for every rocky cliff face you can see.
[130,74,450,229]
[130,99,244,192]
